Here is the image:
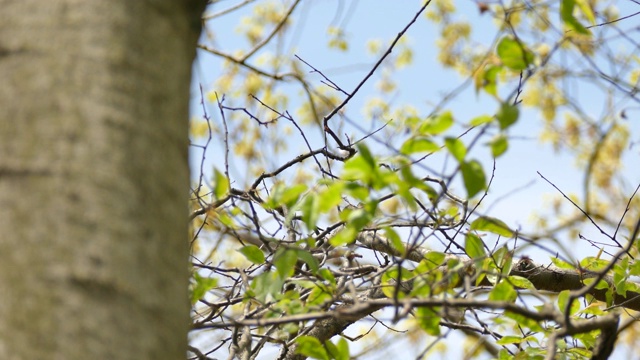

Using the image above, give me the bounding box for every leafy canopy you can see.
[188,1,640,359]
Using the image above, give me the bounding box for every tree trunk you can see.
[0,1,204,359]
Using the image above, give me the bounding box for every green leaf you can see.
[416,307,441,336]
[489,134,508,158]
[344,182,369,201]
[501,253,514,276]
[567,346,593,358]
[489,280,517,302]
[343,145,378,184]
[274,248,298,279]
[444,137,466,162]
[299,194,320,230]
[460,159,486,198]
[482,65,501,96]
[250,271,284,303]
[493,245,507,261]
[496,36,534,71]
[497,349,511,360]
[400,137,440,155]
[238,245,265,264]
[550,257,576,270]
[398,162,422,187]
[469,114,493,126]
[345,206,373,229]
[382,266,412,283]
[579,256,610,271]
[470,216,513,237]
[483,257,498,285]
[317,181,345,213]
[580,303,605,316]
[557,290,580,315]
[410,276,433,297]
[295,336,329,360]
[265,183,308,210]
[279,292,305,314]
[629,260,640,276]
[561,0,590,35]
[584,277,610,290]
[505,311,544,332]
[507,275,534,290]
[605,286,613,307]
[496,102,519,130]
[307,284,333,306]
[213,168,229,199]
[330,226,358,246]
[419,111,454,135]
[493,246,513,275]
[465,233,485,259]
[336,338,350,360]
[357,143,376,168]
[397,164,438,203]
[384,227,405,254]
[327,338,350,360]
[624,276,640,294]
[617,256,629,274]
[318,268,336,286]
[216,210,236,228]
[190,273,217,304]
[423,251,446,269]
[496,335,525,345]
[613,269,627,297]
[622,279,640,297]
[576,0,596,24]
[381,266,412,298]
[343,155,372,180]
[290,280,319,290]
[296,249,319,273]
[575,328,599,349]
[324,341,339,360]
[343,147,391,191]
[388,170,417,211]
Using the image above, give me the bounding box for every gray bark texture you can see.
[0,1,204,359]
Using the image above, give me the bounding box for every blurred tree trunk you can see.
[0,1,204,359]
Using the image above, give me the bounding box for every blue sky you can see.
[192,0,640,250]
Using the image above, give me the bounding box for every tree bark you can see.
[0,1,204,359]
